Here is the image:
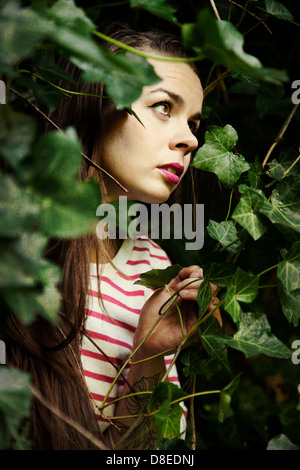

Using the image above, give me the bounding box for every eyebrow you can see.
[149,87,202,121]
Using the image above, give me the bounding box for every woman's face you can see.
[100,57,203,204]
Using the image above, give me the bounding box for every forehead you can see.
[145,58,203,109]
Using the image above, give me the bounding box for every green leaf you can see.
[192,125,250,187]
[182,9,288,84]
[228,311,292,359]
[180,347,208,376]
[259,177,300,233]
[3,264,61,324]
[198,318,231,373]
[225,268,259,321]
[134,264,182,289]
[197,279,213,315]
[277,241,300,326]
[205,262,236,287]
[130,0,176,22]
[232,185,268,240]
[0,108,36,169]
[267,434,300,450]
[147,382,187,443]
[264,0,294,22]
[207,219,241,253]
[47,0,95,36]
[0,368,32,450]
[267,149,300,181]
[200,312,291,361]
[77,51,161,109]
[30,128,100,237]
[0,7,46,75]
[0,175,41,237]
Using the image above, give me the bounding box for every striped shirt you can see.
[80,237,185,435]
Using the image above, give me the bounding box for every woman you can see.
[6,23,219,450]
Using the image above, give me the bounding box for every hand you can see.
[133,265,221,359]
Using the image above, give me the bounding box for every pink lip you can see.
[157,162,184,185]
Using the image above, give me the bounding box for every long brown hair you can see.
[5,22,200,450]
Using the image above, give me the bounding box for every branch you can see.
[262,103,300,168]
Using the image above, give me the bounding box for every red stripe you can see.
[127,259,151,267]
[81,348,124,366]
[133,246,169,261]
[89,275,145,297]
[83,369,115,383]
[86,308,137,333]
[87,291,141,315]
[85,329,133,351]
[117,272,142,281]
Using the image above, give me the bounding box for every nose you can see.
[169,123,198,155]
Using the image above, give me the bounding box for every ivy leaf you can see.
[277,241,300,326]
[0,7,46,76]
[224,267,259,321]
[31,128,100,238]
[134,264,182,289]
[264,0,294,22]
[47,0,95,36]
[207,220,241,253]
[0,175,41,237]
[0,108,36,170]
[182,9,287,84]
[147,382,187,444]
[130,0,177,23]
[205,262,236,287]
[3,264,61,324]
[192,125,250,187]
[259,177,300,233]
[77,51,161,109]
[227,311,292,359]
[267,434,300,450]
[232,185,268,240]
[197,279,213,315]
[267,149,300,181]
[198,318,231,373]
[200,312,291,362]
[0,368,32,450]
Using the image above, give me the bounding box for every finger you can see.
[170,266,203,291]
[208,297,223,327]
[175,265,202,282]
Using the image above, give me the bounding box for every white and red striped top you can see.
[80,237,185,435]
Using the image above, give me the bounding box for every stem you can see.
[165,284,184,337]
[225,188,234,221]
[209,0,221,20]
[18,69,108,99]
[190,375,197,450]
[262,103,300,168]
[92,30,201,64]
[257,264,278,277]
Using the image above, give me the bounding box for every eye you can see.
[188,121,199,135]
[151,101,171,117]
